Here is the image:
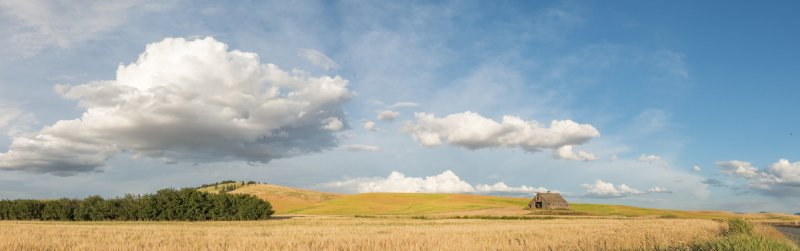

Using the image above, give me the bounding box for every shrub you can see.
[684,218,798,251]
[689,234,798,251]
[725,218,753,235]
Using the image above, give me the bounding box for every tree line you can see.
[0,188,273,221]
[197,180,261,189]
[197,180,261,194]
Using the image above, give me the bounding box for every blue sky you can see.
[0,1,798,213]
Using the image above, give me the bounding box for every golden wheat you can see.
[0,217,727,251]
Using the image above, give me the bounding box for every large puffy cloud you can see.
[717,159,800,196]
[766,159,800,184]
[320,170,552,195]
[581,180,643,198]
[404,112,599,159]
[322,170,476,193]
[0,37,353,175]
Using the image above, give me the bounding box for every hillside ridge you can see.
[226,184,800,221]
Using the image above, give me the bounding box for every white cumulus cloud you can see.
[342,144,380,152]
[363,121,376,132]
[475,182,552,194]
[322,170,476,193]
[404,112,600,157]
[377,110,400,121]
[767,159,800,184]
[638,154,661,163]
[320,170,552,195]
[716,160,759,178]
[717,159,800,196]
[582,180,643,198]
[552,145,596,161]
[692,165,702,172]
[299,49,340,71]
[322,117,344,131]
[0,37,353,175]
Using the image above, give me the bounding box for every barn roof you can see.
[535,192,567,203]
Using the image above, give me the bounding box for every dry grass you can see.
[230,184,342,213]
[223,184,800,222]
[681,220,799,250]
[0,217,725,251]
[291,192,527,215]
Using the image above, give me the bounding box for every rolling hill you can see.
[230,184,343,213]
[224,184,800,221]
[288,192,530,215]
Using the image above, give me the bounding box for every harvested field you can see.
[0,217,725,251]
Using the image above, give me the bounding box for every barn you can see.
[528,192,569,210]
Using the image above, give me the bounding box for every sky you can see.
[0,0,798,213]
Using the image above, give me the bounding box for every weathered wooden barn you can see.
[528,192,569,210]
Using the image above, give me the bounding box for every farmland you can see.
[232,184,799,222]
[2,183,798,250]
[0,217,727,250]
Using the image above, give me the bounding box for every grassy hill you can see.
[224,184,800,221]
[229,184,343,213]
[290,193,529,215]
[196,181,254,193]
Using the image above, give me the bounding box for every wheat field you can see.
[229,184,800,222]
[0,217,725,251]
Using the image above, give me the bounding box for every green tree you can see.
[41,199,76,220]
[153,188,186,220]
[76,195,110,221]
[0,184,274,221]
[115,194,142,221]
[209,194,234,220]
[184,188,211,221]
[0,200,10,220]
[141,194,159,220]
[11,200,43,220]
[232,194,273,220]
